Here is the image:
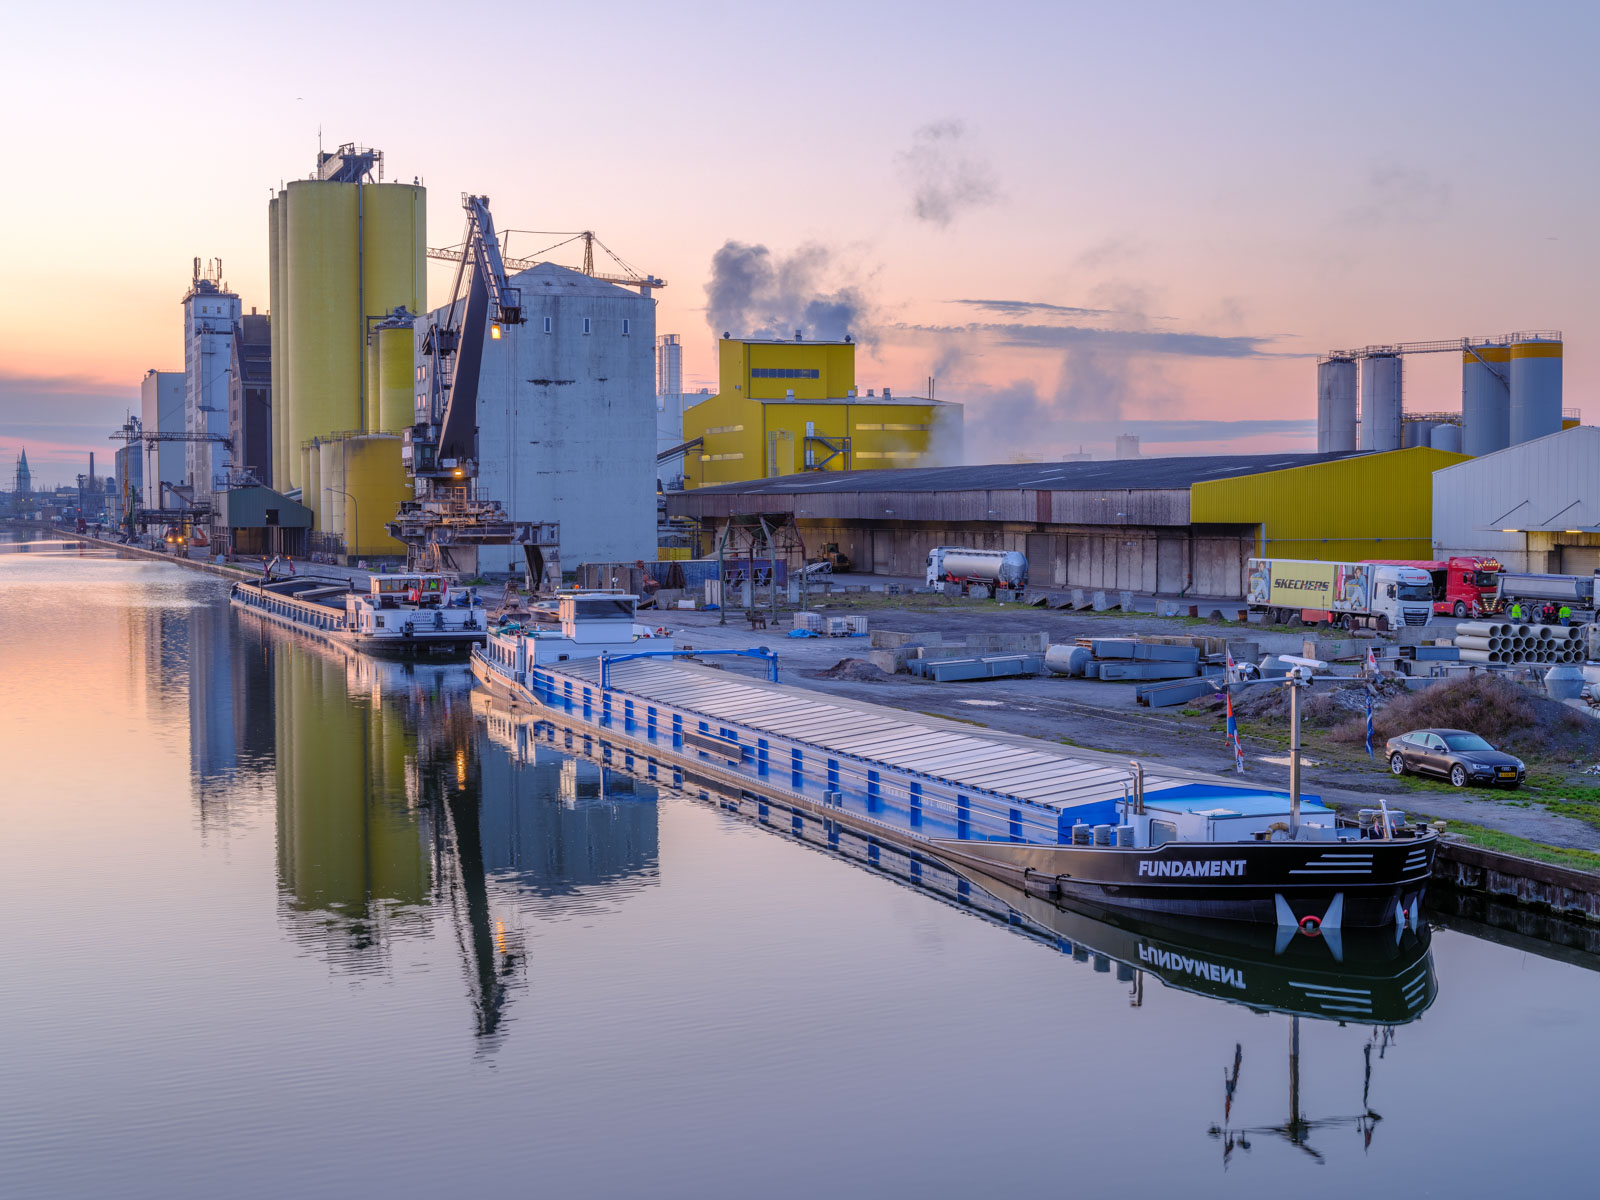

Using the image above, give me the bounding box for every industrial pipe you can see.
[1456,621,1503,639]
[1458,648,1498,662]
[1455,635,1497,651]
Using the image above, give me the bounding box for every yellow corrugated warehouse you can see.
[682,337,962,487]
[1190,446,1467,560]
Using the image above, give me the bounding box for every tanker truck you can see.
[926,547,1028,600]
[1494,571,1600,619]
[1246,557,1434,630]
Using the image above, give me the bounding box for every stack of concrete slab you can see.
[1136,673,1227,708]
[908,653,1046,682]
[1084,638,1203,681]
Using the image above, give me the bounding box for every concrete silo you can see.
[1402,420,1435,448]
[1462,344,1511,456]
[268,195,284,491]
[1316,356,1357,452]
[1509,332,1563,445]
[1360,353,1403,451]
[337,435,410,558]
[366,314,415,434]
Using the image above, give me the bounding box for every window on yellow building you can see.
[854,423,931,432]
[705,424,745,435]
[752,368,820,379]
[700,452,745,462]
[853,451,922,460]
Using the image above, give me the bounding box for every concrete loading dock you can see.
[667,447,1459,600]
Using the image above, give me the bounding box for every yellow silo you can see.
[275,190,293,486]
[285,179,361,489]
[338,434,410,558]
[268,194,282,488]
[360,182,426,329]
[319,437,344,542]
[368,320,415,433]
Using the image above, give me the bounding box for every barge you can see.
[471,594,1437,930]
[231,571,487,656]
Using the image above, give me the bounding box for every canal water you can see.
[1,540,1594,1198]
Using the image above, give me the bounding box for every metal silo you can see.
[339,434,410,558]
[268,194,283,489]
[358,183,426,344]
[1462,343,1511,456]
[366,315,416,434]
[1402,419,1436,448]
[1316,356,1357,452]
[1360,353,1403,451]
[1430,422,1463,453]
[1509,332,1564,445]
[319,438,344,543]
[285,179,361,490]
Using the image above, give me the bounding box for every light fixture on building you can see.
[490,323,502,340]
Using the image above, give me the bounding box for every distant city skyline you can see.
[2,1,1594,482]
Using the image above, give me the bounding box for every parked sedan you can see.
[1386,728,1526,789]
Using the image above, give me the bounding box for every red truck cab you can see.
[1365,557,1502,617]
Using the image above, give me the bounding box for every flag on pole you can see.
[1364,647,1377,758]
[1224,650,1245,774]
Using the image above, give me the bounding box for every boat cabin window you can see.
[1149,819,1177,847]
[572,598,635,620]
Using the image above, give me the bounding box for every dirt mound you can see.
[1328,674,1600,762]
[811,657,893,682]
[1224,676,1407,728]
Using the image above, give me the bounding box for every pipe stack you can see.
[1452,620,1586,665]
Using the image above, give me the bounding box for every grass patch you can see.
[919,710,988,727]
[1444,821,1600,873]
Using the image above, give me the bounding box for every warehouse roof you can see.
[685,451,1368,497]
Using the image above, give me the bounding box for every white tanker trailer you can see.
[925,546,1028,600]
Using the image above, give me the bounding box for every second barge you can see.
[231,571,488,656]
[471,593,1437,930]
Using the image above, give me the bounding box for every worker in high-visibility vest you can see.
[1559,604,1573,625]
[1509,601,1523,620]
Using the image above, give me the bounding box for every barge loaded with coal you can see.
[231,570,487,656]
[471,592,1438,930]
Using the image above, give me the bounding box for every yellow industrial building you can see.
[681,337,962,488]
[1189,445,1468,560]
[267,144,424,560]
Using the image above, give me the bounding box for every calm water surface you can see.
[1,540,1594,1198]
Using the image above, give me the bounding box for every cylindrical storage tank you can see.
[1430,422,1463,453]
[1317,357,1358,452]
[371,322,416,434]
[339,434,411,560]
[268,193,283,490]
[285,180,361,488]
[1045,645,1092,677]
[305,438,323,531]
[359,184,426,428]
[1462,345,1511,456]
[299,444,312,515]
[319,438,344,546]
[1402,420,1435,448]
[1509,334,1563,445]
[1360,354,1403,451]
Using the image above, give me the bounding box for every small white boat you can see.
[231,571,488,656]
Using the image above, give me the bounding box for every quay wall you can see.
[1433,841,1600,922]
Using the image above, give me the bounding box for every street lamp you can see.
[324,485,357,566]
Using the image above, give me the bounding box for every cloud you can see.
[1341,164,1451,228]
[704,241,871,342]
[901,320,1284,359]
[896,119,999,228]
[951,299,1114,319]
[1074,236,1144,270]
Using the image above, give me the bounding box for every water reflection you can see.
[225,608,660,1045]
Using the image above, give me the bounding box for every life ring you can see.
[655,626,668,637]
[407,587,421,604]
[1298,914,1322,937]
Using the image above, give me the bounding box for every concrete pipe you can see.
[1454,635,1497,651]
[1456,621,1501,639]
[1458,648,1497,662]
[1518,624,1533,638]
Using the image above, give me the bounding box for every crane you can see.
[391,194,559,584]
[425,228,666,293]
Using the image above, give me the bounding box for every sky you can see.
[1,0,1596,485]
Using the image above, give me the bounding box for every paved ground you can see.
[652,597,1600,851]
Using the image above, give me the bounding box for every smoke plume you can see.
[897,119,998,227]
[704,241,871,342]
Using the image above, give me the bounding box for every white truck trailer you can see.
[1246,557,1433,630]
[926,547,1028,600]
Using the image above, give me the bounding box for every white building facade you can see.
[182,263,240,500]
[418,262,657,572]
[139,369,186,509]
[1432,425,1600,574]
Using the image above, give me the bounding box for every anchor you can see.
[1275,892,1344,961]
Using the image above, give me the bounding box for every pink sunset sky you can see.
[1,0,1592,485]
